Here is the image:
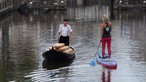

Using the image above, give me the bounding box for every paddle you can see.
[90,41,101,66]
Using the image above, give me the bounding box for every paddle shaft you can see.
[94,41,101,57]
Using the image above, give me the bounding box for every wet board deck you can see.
[96,51,117,69]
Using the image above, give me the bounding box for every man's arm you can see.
[68,25,73,39]
[58,32,60,39]
[58,25,61,39]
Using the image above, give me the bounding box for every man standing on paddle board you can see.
[58,19,73,46]
[100,15,112,59]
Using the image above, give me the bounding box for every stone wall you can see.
[0,0,13,15]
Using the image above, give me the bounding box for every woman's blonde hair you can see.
[102,15,109,23]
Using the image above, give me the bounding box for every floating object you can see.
[43,43,75,61]
[96,51,117,69]
[58,46,70,52]
[90,58,96,66]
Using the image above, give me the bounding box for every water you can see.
[0,8,146,82]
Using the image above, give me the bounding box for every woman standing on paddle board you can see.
[58,19,73,46]
[100,15,112,59]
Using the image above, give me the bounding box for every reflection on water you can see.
[42,60,74,70]
[0,6,146,82]
[102,68,111,82]
[67,5,110,21]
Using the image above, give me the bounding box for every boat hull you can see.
[42,47,75,61]
[17,4,29,15]
[42,60,73,70]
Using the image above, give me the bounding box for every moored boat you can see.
[17,3,29,15]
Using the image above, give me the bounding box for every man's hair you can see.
[63,19,68,22]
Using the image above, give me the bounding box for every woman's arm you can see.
[108,22,112,31]
[100,23,104,40]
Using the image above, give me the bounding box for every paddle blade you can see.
[90,58,96,66]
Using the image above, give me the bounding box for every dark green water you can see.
[0,7,146,82]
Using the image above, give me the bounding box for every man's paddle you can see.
[90,41,101,66]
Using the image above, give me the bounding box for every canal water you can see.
[0,8,146,82]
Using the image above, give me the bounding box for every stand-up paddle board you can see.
[96,51,117,69]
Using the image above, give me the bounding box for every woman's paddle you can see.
[90,41,101,66]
